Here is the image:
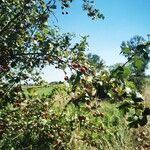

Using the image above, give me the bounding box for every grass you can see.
[23,84,66,97]
[55,99,135,150]
[144,78,150,106]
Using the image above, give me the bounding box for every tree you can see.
[1,1,150,149]
[120,35,150,90]
[0,1,106,149]
[0,0,104,104]
[87,53,105,70]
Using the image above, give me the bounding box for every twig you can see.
[2,82,16,98]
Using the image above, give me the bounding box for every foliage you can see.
[0,0,94,107]
[0,0,150,149]
[0,0,103,87]
[0,1,105,149]
[121,35,150,91]
[87,53,105,71]
[67,37,150,128]
[0,88,135,149]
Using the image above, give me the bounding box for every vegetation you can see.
[87,53,105,71]
[0,0,150,149]
[121,35,150,91]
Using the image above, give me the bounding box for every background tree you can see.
[120,35,150,91]
[87,53,105,70]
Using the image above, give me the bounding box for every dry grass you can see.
[133,80,150,150]
[143,82,150,104]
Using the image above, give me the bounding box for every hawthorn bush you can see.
[0,0,150,149]
[0,86,135,149]
[0,0,101,108]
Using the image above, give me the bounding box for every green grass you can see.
[23,84,66,97]
[64,101,135,150]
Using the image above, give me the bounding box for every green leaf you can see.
[138,116,147,126]
[122,47,130,54]
[50,5,57,9]
[123,66,131,77]
[143,107,150,115]
[117,66,124,72]
[134,58,143,70]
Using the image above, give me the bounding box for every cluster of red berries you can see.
[64,63,88,81]
[64,76,69,81]
[14,99,21,107]
[71,63,88,74]
[0,65,9,72]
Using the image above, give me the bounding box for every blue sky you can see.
[42,0,150,82]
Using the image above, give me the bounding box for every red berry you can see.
[80,67,86,73]
[72,63,78,68]
[82,66,88,71]
[64,76,69,81]
[78,115,86,121]
[93,112,97,117]
[16,100,21,103]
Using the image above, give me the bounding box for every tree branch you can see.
[0,11,23,35]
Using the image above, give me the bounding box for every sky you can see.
[42,0,150,82]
